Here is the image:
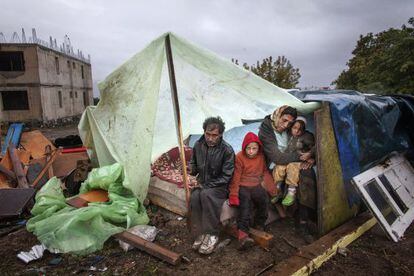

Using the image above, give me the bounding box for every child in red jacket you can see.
[228,132,275,250]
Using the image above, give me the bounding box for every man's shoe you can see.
[199,234,219,255]
[282,193,295,206]
[192,234,205,250]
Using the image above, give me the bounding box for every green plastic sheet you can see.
[27,163,149,255]
[78,32,320,201]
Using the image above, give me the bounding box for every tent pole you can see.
[165,34,191,227]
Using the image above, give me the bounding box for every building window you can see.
[58,91,62,108]
[1,90,29,110]
[81,65,84,79]
[0,51,25,71]
[75,91,78,98]
[67,60,70,68]
[83,91,88,107]
[55,57,60,74]
[73,62,76,69]
[70,91,73,98]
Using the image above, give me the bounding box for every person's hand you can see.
[300,152,312,161]
[228,195,240,206]
[188,181,198,190]
[300,158,315,170]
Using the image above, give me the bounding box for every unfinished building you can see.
[0,28,93,125]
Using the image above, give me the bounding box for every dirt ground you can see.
[1,124,413,275]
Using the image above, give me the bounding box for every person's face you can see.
[245,142,259,158]
[276,114,295,133]
[291,121,304,137]
[205,127,222,147]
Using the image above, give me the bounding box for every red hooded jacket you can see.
[229,132,276,198]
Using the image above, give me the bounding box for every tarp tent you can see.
[79,33,320,201]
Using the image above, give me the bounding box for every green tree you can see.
[232,56,301,89]
[333,17,414,94]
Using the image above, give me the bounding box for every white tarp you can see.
[79,32,320,200]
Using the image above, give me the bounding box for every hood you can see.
[242,132,263,151]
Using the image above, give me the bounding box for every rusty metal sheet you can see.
[30,151,89,178]
[53,152,89,178]
[20,130,55,159]
[0,188,36,218]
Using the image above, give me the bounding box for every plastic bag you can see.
[27,163,149,255]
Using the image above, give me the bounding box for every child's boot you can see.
[282,186,296,206]
[270,182,283,204]
[238,230,254,250]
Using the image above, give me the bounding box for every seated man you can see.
[189,116,235,255]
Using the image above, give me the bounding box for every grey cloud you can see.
[1,0,413,95]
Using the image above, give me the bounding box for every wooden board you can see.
[20,130,55,159]
[225,226,274,250]
[115,231,182,265]
[147,177,187,216]
[314,103,359,235]
[272,212,376,276]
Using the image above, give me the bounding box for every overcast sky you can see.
[1,0,413,96]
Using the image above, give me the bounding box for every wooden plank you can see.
[272,212,376,276]
[31,148,61,188]
[115,231,182,265]
[45,145,54,179]
[165,35,191,229]
[148,193,187,217]
[9,146,29,188]
[225,226,274,250]
[148,185,186,206]
[314,103,358,235]
[20,130,55,159]
[150,177,186,201]
[148,176,187,216]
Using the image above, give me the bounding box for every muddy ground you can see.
[0,124,413,275]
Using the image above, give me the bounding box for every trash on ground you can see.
[17,244,59,264]
[119,225,159,252]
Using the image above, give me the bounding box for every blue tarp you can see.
[290,90,414,206]
[1,123,24,155]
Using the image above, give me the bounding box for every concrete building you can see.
[0,29,93,125]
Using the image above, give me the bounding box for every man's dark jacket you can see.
[190,136,235,189]
[258,115,300,166]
